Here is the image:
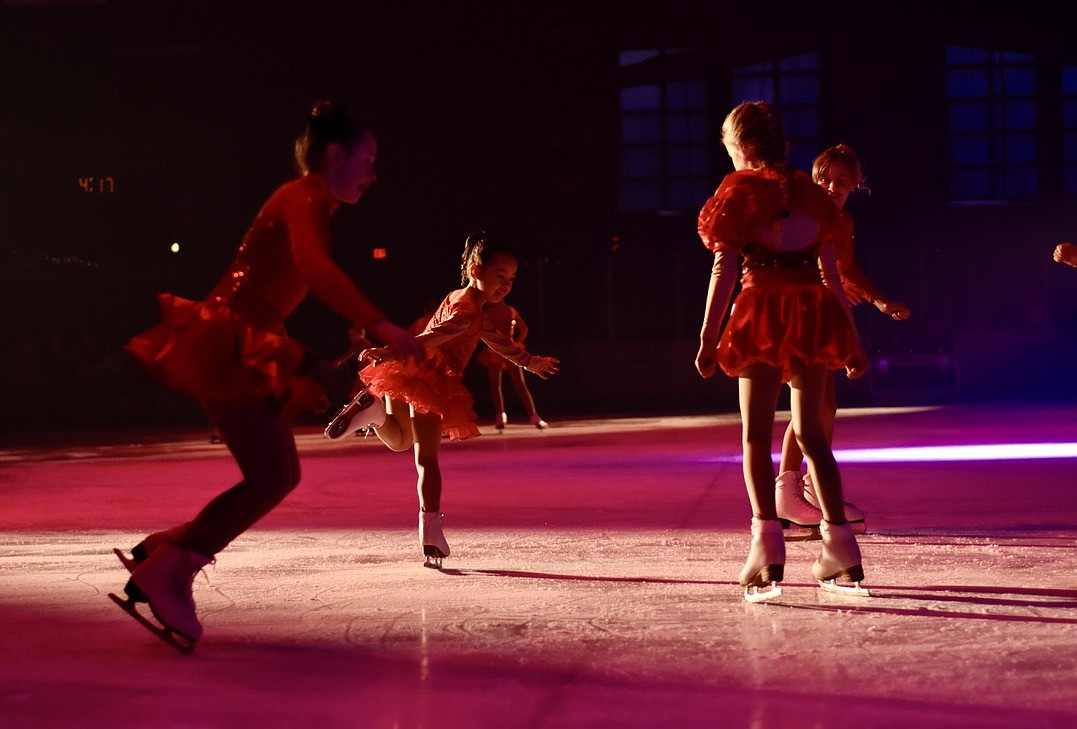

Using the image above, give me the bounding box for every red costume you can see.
[475,300,524,372]
[697,167,858,381]
[358,289,534,440]
[831,210,884,305]
[125,174,386,417]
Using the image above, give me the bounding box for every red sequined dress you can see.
[358,288,534,440]
[697,167,858,381]
[125,174,386,418]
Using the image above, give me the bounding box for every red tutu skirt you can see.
[358,354,480,441]
[715,270,857,381]
[124,293,325,418]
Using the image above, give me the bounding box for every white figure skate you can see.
[529,413,549,430]
[739,517,785,602]
[775,470,822,541]
[109,543,213,653]
[419,510,450,569]
[324,387,386,440]
[802,471,866,534]
[813,520,870,597]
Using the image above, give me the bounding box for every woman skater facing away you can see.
[694,102,869,601]
[326,231,559,567]
[113,101,423,651]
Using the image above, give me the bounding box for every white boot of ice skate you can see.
[128,543,214,642]
[419,510,450,568]
[324,388,387,440]
[802,471,866,533]
[114,522,190,572]
[739,517,785,602]
[775,470,822,539]
[494,412,507,430]
[529,413,548,430]
[813,520,869,596]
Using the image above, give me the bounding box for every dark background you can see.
[3,1,1077,436]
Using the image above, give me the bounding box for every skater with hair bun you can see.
[112,100,423,651]
[475,298,549,430]
[325,231,559,567]
[774,144,911,539]
[695,101,870,601]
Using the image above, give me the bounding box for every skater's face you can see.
[325,134,379,205]
[813,161,858,210]
[471,253,517,303]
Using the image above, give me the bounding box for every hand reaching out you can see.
[525,355,560,380]
[845,347,870,379]
[1054,242,1077,268]
[876,299,911,321]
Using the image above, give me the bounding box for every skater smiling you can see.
[113,100,423,650]
[775,144,912,538]
[695,101,870,601]
[325,231,559,567]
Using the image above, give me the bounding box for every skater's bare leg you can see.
[738,363,784,520]
[373,397,415,452]
[411,409,444,513]
[178,399,301,556]
[486,366,506,420]
[506,364,539,417]
[788,360,846,524]
[779,373,837,473]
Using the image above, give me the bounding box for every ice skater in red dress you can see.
[112,100,424,650]
[326,231,560,567]
[774,144,912,538]
[474,299,549,430]
[694,102,870,601]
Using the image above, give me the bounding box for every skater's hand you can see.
[358,346,392,366]
[368,320,426,361]
[876,299,911,321]
[525,355,560,379]
[1054,242,1077,268]
[695,341,717,378]
[845,347,870,379]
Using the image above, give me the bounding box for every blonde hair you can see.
[722,101,793,210]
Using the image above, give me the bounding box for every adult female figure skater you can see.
[475,298,549,430]
[775,144,911,537]
[325,231,559,566]
[694,102,869,601]
[113,100,423,650]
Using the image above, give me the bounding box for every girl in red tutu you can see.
[694,101,869,601]
[326,231,560,567]
[475,298,549,430]
[774,144,912,537]
[113,101,423,649]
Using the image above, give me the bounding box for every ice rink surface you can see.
[2,403,1076,728]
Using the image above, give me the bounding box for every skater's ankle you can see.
[824,518,848,527]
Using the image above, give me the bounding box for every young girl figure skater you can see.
[695,102,870,601]
[775,144,911,538]
[113,101,423,651]
[475,298,549,430]
[326,231,559,566]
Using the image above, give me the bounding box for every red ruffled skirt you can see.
[715,269,857,381]
[357,353,480,441]
[124,293,325,418]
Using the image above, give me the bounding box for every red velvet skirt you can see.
[124,293,325,418]
[357,353,480,441]
[715,269,857,381]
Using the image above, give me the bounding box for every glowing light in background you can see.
[699,442,1077,464]
[170,242,180,253]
